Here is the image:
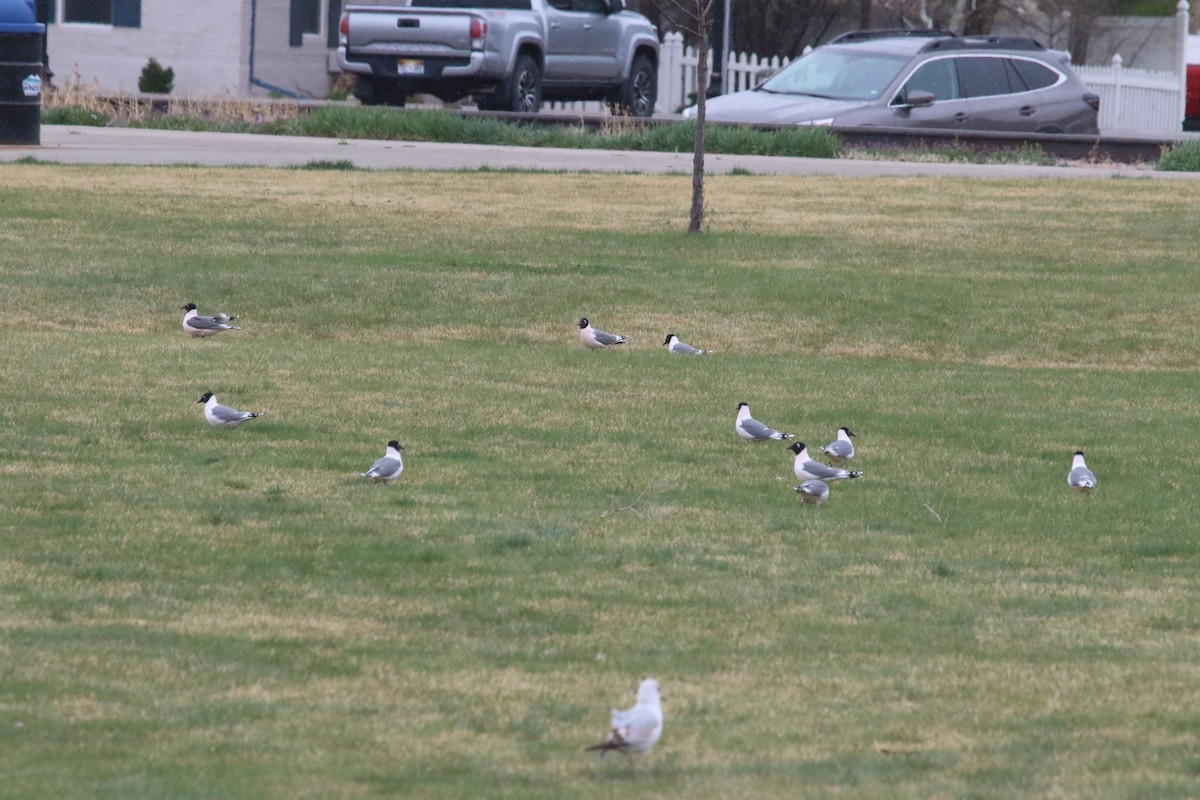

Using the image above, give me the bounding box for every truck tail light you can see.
[469,16,486,50]
[339,13,349,44]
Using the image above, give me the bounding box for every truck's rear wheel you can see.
[611,54,656,118]
[481,54,541,113]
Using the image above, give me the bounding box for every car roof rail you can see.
[919,35,1046,52]
[827,28,954,44]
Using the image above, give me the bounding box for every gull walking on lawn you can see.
[735,402,794,441]
[795,479,830,506]
[663,333,711,355]
[361,440,404,484]
[586,678,663,757]
[790,442,862,482]
[578,318,627,350]
[197,392,263,429]
[1067,450,1097,493]
[181,303,240,337]
[820,426,856,464]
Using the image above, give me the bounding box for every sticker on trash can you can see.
[22,75,42,97]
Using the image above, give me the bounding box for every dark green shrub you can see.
[138,58,175,94]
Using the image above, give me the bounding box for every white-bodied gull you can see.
[735,402,794,441]
[663,333,711,355]
[820,426,856,464]
[790,442,862,482]
[197,392,263,428]
[1067,450,1096,493]
[578,318,627,350]
[585,678,663,756]
[362,440,405,484]
[794,479,830,506]
[182,303,240,337]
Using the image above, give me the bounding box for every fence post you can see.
[1110,53,1123,130]
[659,31,683,114]
[1176,0,1190,127]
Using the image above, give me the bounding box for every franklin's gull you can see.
[585,678,663,756]
[735,402,794,441]
[790,442,862,482]
[182,303,240,337]
[362,440,405,484]
[197,392,263,428]
[1067,450,1096,493]
[820,427,856,464]
[579,318,627,350]
[663,333,711,355]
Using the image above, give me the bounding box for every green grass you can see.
[1,164,1199,799]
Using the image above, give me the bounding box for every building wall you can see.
[246,0,336,98]
[44,0,336,98]
[46,0,245,94]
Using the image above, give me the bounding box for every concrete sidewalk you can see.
[1,124,1195,180]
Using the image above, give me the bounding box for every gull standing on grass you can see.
[197,392,263,429]
[820,426,856,464]
[361,440,404,484]
[181,303,240,337]
[794,479,830,506]
[1067,450,1097,492]
[578,318,627,350]
[585,678,663,757]
[735,402,794,441]
[663,333,711,355]
[789,442,862,482]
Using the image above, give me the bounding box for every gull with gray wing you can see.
[820,426,856,464]
[790,442,862,482]
[794,479,830,506]
[735,402,794,441]
[663,333,711,355]
[362,440,405,484]
[578,318,627,350]
[1067,450,1096,493]
[197,392,263,429]
[181,302,240,337]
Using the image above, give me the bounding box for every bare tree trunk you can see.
[689,33,708,233]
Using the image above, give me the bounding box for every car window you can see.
[957,56,1015,98]
[1010,58,1062,91]
[895,57,960,103]
[760,48,910,101]
[573,0,607,11]
[545,0,570,8]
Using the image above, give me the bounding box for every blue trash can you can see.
[0,0,45,145]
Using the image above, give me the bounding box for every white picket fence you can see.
[546,28,1187,135]
[1075,55,1182,135]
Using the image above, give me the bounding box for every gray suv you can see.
[687,31,1100,135]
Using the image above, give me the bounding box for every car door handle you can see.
[953,112,969,122]
[1019,105,1035,116]
[583,23,593,30]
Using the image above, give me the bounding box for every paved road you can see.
[1,124,1196,180]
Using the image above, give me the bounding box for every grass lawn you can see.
[1,163,1199,799]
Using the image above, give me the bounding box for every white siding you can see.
[44,0,335,98]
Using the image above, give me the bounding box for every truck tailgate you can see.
[344,5,479,56]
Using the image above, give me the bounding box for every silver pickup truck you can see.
[337,0,660,116]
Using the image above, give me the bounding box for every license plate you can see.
[397,59,424,76]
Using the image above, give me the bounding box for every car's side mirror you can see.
[902,89,936,108]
